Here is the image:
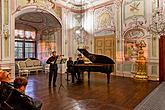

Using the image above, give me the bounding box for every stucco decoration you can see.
[123,28,148,61]
[152,0,158,12]
[73,26,88,44]
[16,0,62,19]
[124,0,145,20]
[94,4,115,36]
[72,13,89,48]
[3,24,9,40]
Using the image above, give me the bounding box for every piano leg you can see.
[71,73,75,83]
[88,71,90,82]
[107,73,110,84]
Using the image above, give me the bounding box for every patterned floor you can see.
[134,82,165,110]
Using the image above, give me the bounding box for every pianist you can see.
[73,54,84,83]
[67,57,74,73]
[66,57,74,81]
[71,49,115,84]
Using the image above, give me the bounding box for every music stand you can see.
[57,58,67,93]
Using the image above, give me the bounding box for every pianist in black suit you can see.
[67,57,74,73]
[74,54,84,83]
[66,57,74,81]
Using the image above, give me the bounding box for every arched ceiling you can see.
[15,11,61,34]
[61,0,97,6]
[56,0,110,10]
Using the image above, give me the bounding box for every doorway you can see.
[94,35,116,60]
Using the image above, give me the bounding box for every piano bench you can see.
[65,71,72,81]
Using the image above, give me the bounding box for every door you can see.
[94,37,104,55]
[159,35,165,82]
[94,35,116,60]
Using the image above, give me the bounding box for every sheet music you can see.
[56,58,67,64]
[56,59,61,64]
[60,58,67,64]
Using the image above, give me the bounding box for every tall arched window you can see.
[15,29,36,60]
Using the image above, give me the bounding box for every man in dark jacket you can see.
[0,71,42,110]
[46,51,59,87]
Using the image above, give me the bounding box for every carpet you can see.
[134,82,165,110]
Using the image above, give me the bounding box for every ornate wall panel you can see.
[123,0,145,20]
[94,4,115,36]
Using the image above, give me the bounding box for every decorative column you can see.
[0,0,14,78]
[2,0,9,59]
[134,40,148,80]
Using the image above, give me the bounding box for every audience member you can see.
[10,77,42,110]
[13,77,28,93]
[0,70,13,82]
[0,70,14,110]
[0,73,42,110]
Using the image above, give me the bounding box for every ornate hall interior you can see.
[0,0,165,110]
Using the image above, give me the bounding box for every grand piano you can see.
[71,48,115,84]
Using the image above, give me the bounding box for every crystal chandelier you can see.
[148,9,165,36]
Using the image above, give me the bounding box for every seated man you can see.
[72,54,84,83]
[76,54,84,82]
[0,70,13,82]
[0,70,14,110]
[13,77,28,94]
[8,77,43,110]
[66,57,74,81]
[0,75,42,110]
[67,57,74,73]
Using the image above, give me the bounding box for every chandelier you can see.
[148,9,165,36]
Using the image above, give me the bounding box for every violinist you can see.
[46,51,60,87]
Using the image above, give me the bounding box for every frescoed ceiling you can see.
[15,0,114,36]
[56,0,111,10]
[15,11,61,34]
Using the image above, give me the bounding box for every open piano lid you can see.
[78,48,115,64]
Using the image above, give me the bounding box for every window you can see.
[15,41,23,59]
[25,42,35,58]
[15,29,36,59]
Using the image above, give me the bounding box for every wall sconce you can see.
[4,31,8,39]
[117,39,120,43]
